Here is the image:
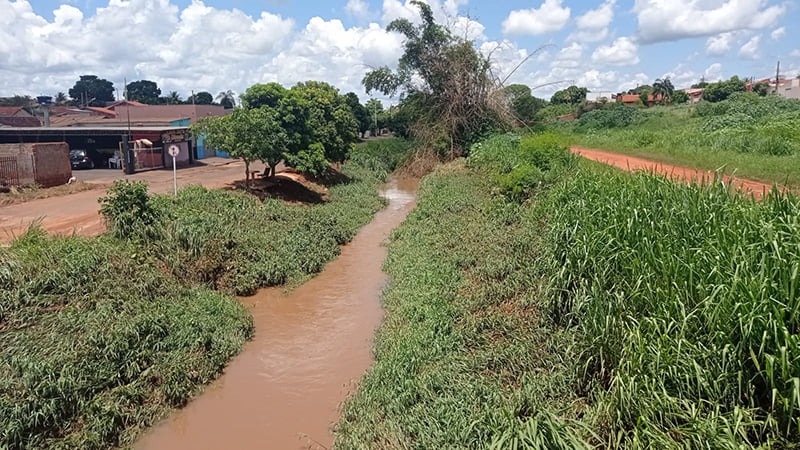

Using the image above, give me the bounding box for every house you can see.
[682,88,704,104]
[774,78,800,100]
[615,93,664,107]
[0,106,41,127]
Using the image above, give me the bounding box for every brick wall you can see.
[0,144,36,185]
[0,143,71,187]
[32,143,71,187]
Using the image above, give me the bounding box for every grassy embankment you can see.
[0,138,412,449]
[549,93,800,188]
[337,133,800,448]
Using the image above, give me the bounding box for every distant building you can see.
[615,93,664,107]
[682,88,704,104]
[0,106,40,127]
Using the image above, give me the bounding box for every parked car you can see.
[69,149,95,169]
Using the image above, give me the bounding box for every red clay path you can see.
[571,147,780,199]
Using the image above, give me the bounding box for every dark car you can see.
[70,149,95,169]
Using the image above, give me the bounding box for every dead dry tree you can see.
[363,1,514,172]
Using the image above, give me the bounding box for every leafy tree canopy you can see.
[551,85,588,105]
[188,91,214,105]
[504,84,547,124]
[702,76,747,102]
[241,82,287,109]
[69,75,115,107]
[344,92,370,134]
[125,80,161,104]
[193,107,288,188]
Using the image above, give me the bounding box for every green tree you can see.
[344,92,370,136]
[193,107,288,190]
[752,82,770,96]
[125,80,161,104]
[287,81,359,167]
[550,85,588,105]
[702,76,747,102]
[0,95,33,106]
[188,91,214,105]
[241,82,287,109]
[216,90,236,109]
[362,0,508,156]
[651,77,675,105]
[671,90,690,104]
[504,84,547,124]
[68,75,115,106]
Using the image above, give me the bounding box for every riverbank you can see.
[0,139,412,449]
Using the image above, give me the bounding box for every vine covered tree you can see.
[69,75,115,106]
[362,0,509,157]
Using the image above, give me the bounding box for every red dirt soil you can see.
[0,158,268,244]
[572,147,780,199]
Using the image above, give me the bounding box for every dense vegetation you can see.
[337,132,800,448]
[0,141,401,449]
[552,93,800,187]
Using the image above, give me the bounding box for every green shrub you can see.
[99,180,165,240]
[575,103,643,131]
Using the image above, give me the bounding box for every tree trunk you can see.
[244,159,250,191]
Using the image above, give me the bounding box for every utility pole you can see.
[775,61,781,94]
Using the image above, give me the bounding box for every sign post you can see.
[168,144,180,196]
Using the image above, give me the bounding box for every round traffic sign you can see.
[168,145,180,157]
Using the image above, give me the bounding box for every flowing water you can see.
[136,177,418,450]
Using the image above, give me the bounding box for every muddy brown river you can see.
[135,178,418,450]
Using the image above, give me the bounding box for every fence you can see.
[0,155,20,186]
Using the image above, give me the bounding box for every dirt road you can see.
[0,158,261,243]
[572,147,779,198]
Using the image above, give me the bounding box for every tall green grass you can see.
[0,231,253,449]
[338,132,800,448]
[543,166,800,447]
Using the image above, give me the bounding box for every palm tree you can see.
[167,91,182,104]
[216,90,236,109]
[652,77,675,105]
[54,92,67,105]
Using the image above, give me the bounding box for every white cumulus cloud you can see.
[706,32,736,56]
[502,0,571,36]
[569,0,615,42]
[771,27,785,40]
[592,37,639,66]
[738,35,761,59]
[634,0,785,43]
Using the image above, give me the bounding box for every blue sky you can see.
[2,0,798,101]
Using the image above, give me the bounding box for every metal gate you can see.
[0,155,20,186]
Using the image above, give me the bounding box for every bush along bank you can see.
[0,146,399,449]
[336,132,800,448]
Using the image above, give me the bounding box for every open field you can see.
[337,133,800,448]
[550,93,800,189]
